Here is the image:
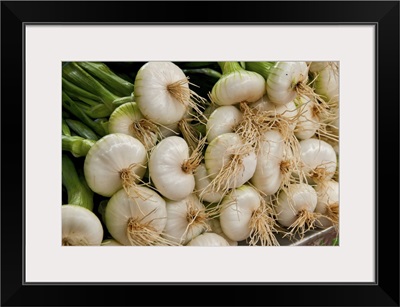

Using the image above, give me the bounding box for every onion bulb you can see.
[206,105,243,142]
[299,138,337,184]
[186,232,230,246]
[62,205,103,246]
[210,62,265,106]
[84,133,147,197]
[134,61,205,125]
[207,217,238,246]
[194,163,224,204]
[105,186,170,246]
[315,179,339,228]
[204,133,257,196]
[108,102,159,150]
[219,185,279,246]
[162,194,210,245]
[250,130,285,196]
[275,183,318,239]
[149,136,203,201]
[294,94,321,140]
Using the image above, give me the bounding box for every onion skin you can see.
[275,183,317,227]
[149,136,195,201]
[186,233,230,246]
[84,133,147,197]
[134,61,189,125]
[62,205,104,246]
[219,185,261,242]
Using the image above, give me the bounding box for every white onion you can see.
[148,136,195,201]
[206,105,243,142]
[204,133,257,193]
[62,205,103,246]
[219,185,261,242]
[299,138,337,184]
[84,133,147,197]
[207,217,238,246]
[294,95,320,140]
[134,61,192,125]
[312,62,339,106]
[211,62,265,106]
[266,62,308,105]
[193,163,224,203]
[105,186,168,246]
[162,194,209,245]
[275,183,318,238]
[108,102,159,150]
[250,130,285,196]
[219,185,279,245]
[186,232,230,246]
[315,179,339,228]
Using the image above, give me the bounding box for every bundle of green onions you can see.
[62,61,339,246]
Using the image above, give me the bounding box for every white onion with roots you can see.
[219,185,279,246]
[162,194,210,245]
[265,61,310,105]
[210,62,265,106]
[275,183,319,239]
[186,232,230,246]
[105,186,171,246]
[84,133,148,197]
[194,163,225,204]
[204,132,257,196]
[315,179,339,228]
[206,105,243,142]
[62,205,104,246]
[149,136,204,201]
[134,61,206,125]
[299,138,337,184]
[250,130,285,196]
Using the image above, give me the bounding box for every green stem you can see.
[77,62,134,97]
[62,92,107,136]
[62,62,118,110]
[244,62,276,80]
[182,68,222,79]
[62,154,94,211]
[66,119,99,141]
[218,62,244,75]
[62,135,96,158]
[62,119,71,136]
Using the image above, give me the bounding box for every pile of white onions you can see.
[62,61,339,246]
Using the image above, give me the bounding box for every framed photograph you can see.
[1,1,399,306]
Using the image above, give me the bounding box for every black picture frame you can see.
[1,1,399,306]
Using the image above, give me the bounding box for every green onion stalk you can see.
[243,62,276,80]
[62,135,96,158]
[62,153,94,211]
[62,62,135,119]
